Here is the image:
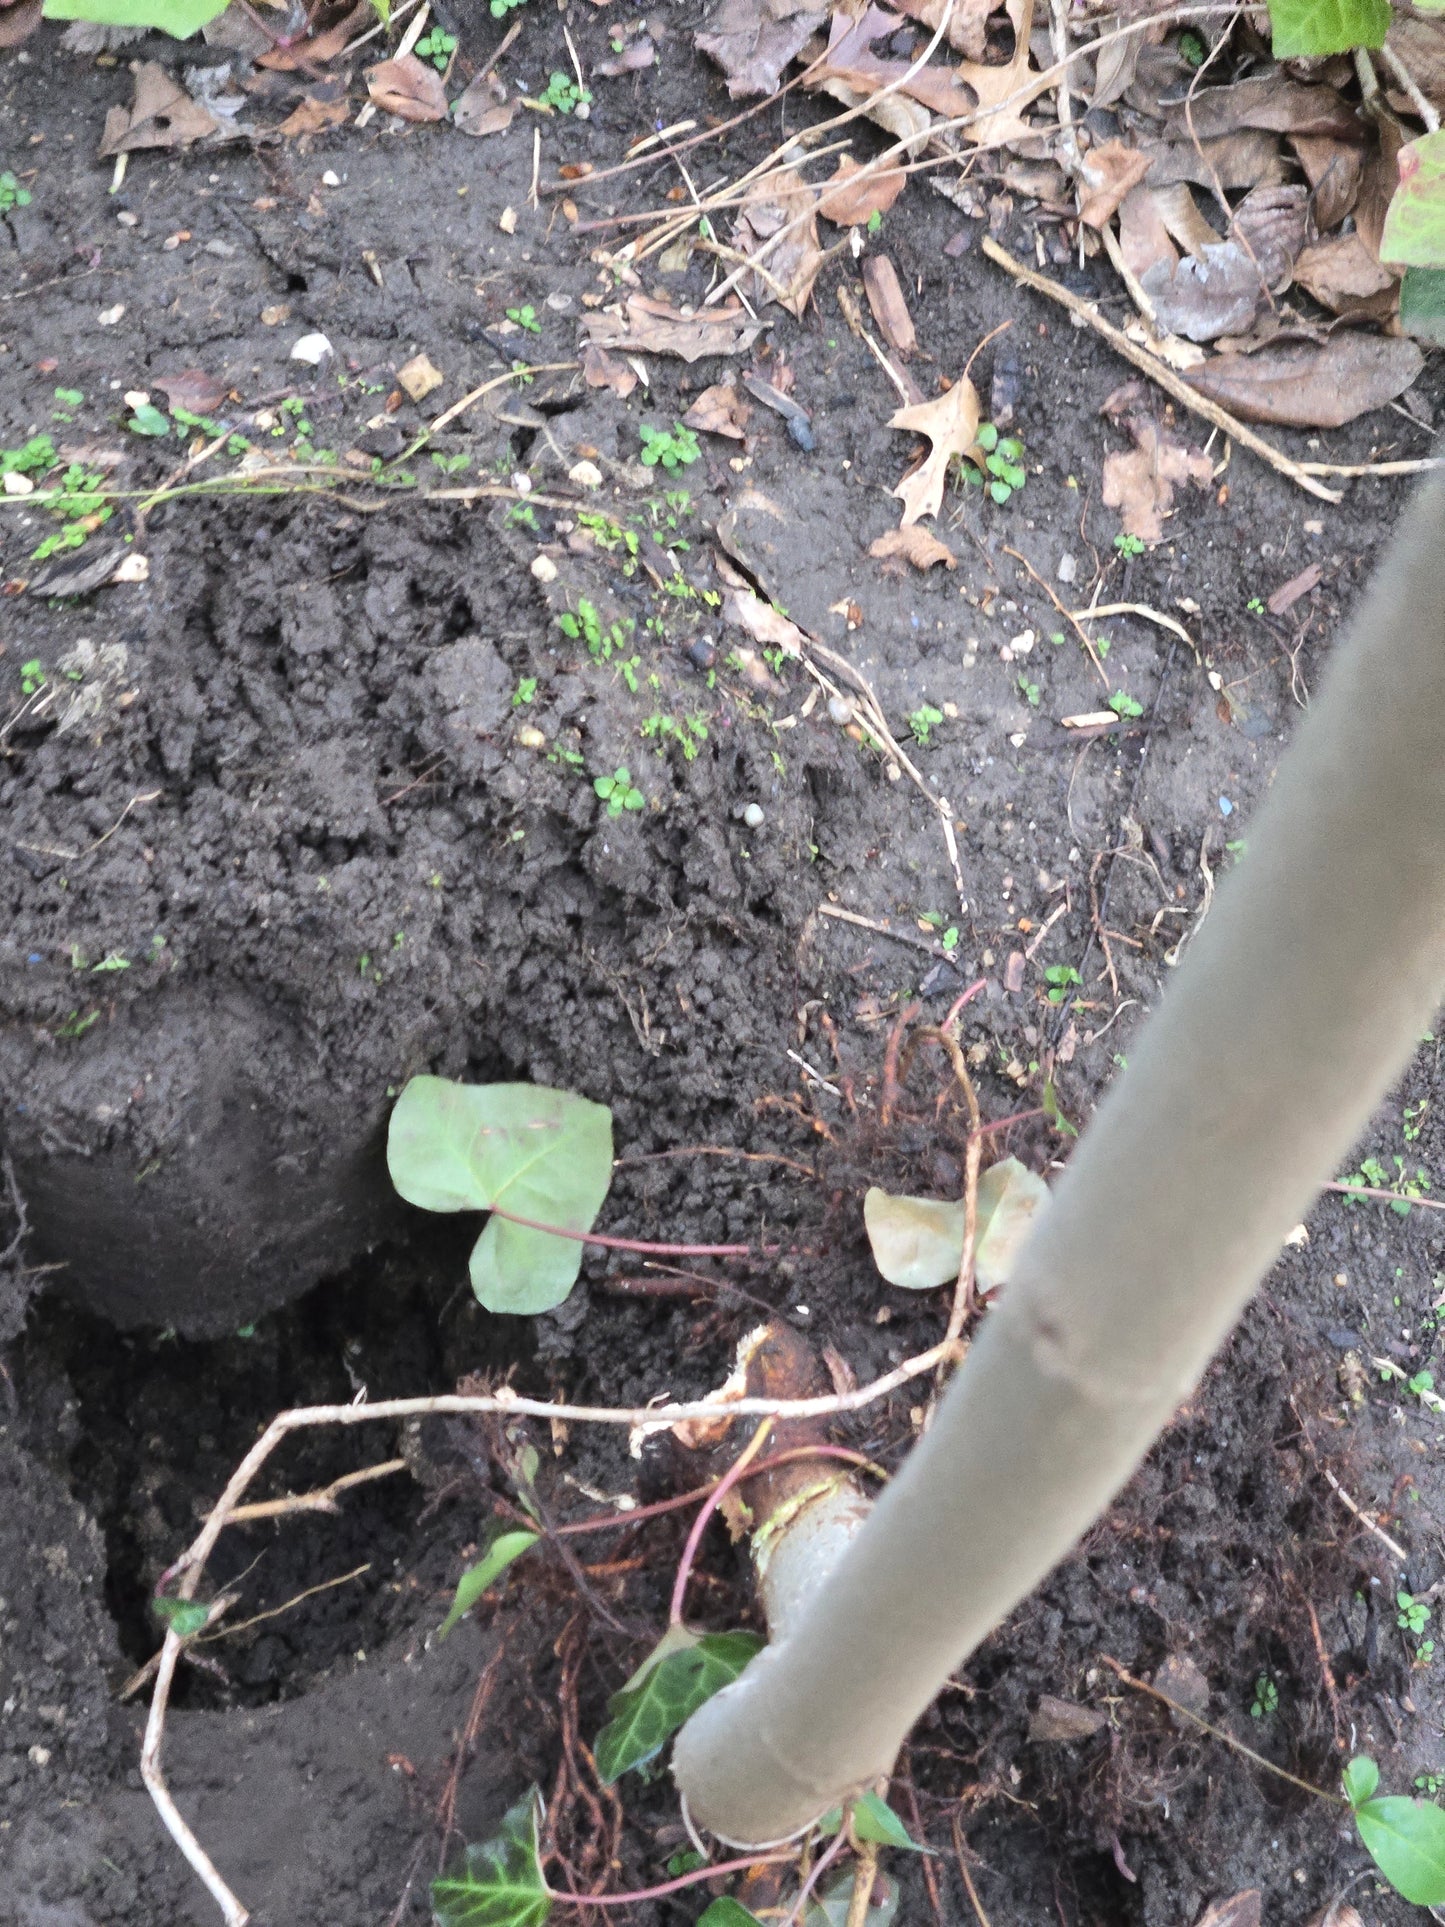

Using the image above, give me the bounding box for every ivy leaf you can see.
[850,1792,925,1852]
[1266,0,1388,55]
[1382,133,1445,269]
[387,1078,614,1315]
[42,0,228,32]
[1354,1795,1445,1903]
[804,1872,899,1927]
[698,1902,765,1925]
[153,1597,210,1638]
[433,1790,552,1927]
[1343,1755,1380,1808]
[594,1627,763,1784]
[439,1532,540,1640]
[863,1158,1049,1292]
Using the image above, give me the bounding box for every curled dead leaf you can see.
[1077,138,1151,229]
[1029,1696,1108,1742]
[152,368,230,414]
[1183,332,1423,428]
[277,93,351,137]
[697,0,830,99]
[888,377,981,526]
[863,1159,1049,1292]
[583,293,764,362]
[734,176,823,318]
[869,526,956,570]
[98,62,219,158]
[366,53,449,123]
[1292,230,1397,318]
[580,340,639,397]
[683,383,752,440]
[453,78,517,137]
[1191,1893,1260,1927]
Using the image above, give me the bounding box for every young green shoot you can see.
[594,767,644,816]
[908,703,944,747]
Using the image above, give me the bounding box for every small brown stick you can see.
[1381,40,1440,132]
[816,902,957,960]
[197,1563,371,1641]
[1320,1462,1409,1563]
[1004,546,1109,686]
[1100,1657,1348,1804]
[899,1768,946,1926]
[1322,1178,1445,1213]
[224,1457,408,1525]
[613,1145,817,1177]
[844,1838,880,1927]
[1070,601,1200,662]
[436,1644,507,1861]
[951,1814,995,1927]
[980,237,1343,506]
[1299,1585,1345,1750]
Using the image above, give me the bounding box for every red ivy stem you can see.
[549,1848,799,1906]
[484,1202,777,1258]
[669,1419,777,1628]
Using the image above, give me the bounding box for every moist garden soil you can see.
[4,9,1445,1924]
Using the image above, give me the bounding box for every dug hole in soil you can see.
[4,9,1445,1925]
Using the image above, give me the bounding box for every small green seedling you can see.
[1247,595,1266,616]
[1044,964,1082,1005]
[956,423,1026,504]
[415,26,456,67]
[506,501,537,531]
[866,209,884,236]
[908,703,944,747]
[52,387,84,420]
[430,451,470,476]
[513,677,538,707]
[0,171,31,213]
[594,767,644,816]
[1,433,58,478]
[1399,1590,1432,1637]
[1249,1673,1278,1719]
[489,0,526,17]
[540,69,590,114]
[1018,674,1041,708]
[507,304,542,335]
[1418,1773,1445,1795]
[1179,28,1206,63]
[19,659,46,697]
[1345,1152,1431,1214]
[1113,532,1145,558]
[639,422,701,471]
[128,401,172,438]
[1108,691,1144,720]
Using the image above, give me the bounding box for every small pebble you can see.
[516,725,546,750]
[826,695,852,725]
[512,471,532,495]
[743,803,764,829]
[1057,553,1078,584]
[568,460,603,489]
[530,554,558,584]
[290,331,334,366]
[321,169,341,187]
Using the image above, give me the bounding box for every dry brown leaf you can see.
[720,579,808,661]
[0,0,41,47]
[1140,243,1264,343]
[452,77,517,136]
[889,377,981,527]
[582,293,765,362]
[1150,181,1221,257]
[869,526,956,569]
[277,93,350,137]
[813,3,977,119]
[1303,1905,1364,1927]
[888,0,1003,63]
[1291,131,1364,230]
[1232,182,1308,287]
[1153,1652,1209,1719]
[152,368,230,415]
[98,62,218,157]
[733,176,823,318]
[818,155,908,226]
[1267,562,1323,614]
[1101,415,1211,541]
[951,0,1042,146]
[366,53,449,122]
[1118,184,1178,282]
[1292,230,1397,317]
[1089,21,1140,110]
[1077,138,1152,229]
[1028,1696,1107,1742]
[683,383,752,440]
[257,0,369,69]
[1355,114,1409,261]
[1184,333,1423,428]
[396,353,444,402]
[862,254,917,354]
[1192,1893,1260,1927]
[1384,14,1445,109]
[580,340,639,397]
[697,0,829,97]
[1145,130,1282,194]
[1165,75,1360,142]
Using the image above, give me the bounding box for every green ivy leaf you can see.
[439,1532,540,1640]
[594,1626,763,1784]
[1266,0,1388,55]
[433,1790,552,1927]
[1382,133,1445,269]
[1400,267,1445,344]
[42,0,229,34]
[1354,1794,1445,1903]
[387,1079,613,1315]
[849,1792,923,1852]
[698,1902,764,1926]
[804,1871,899,1927]
[1344,1755,1381,1808]
[153,1597,210,1638]
[128,403,173,438]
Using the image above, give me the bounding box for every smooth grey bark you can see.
[674,475,1445,1845]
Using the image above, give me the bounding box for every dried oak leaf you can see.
[98,62,219,157]
[277,93,351,137]
[1164,74,1361,142]
[1101,416,1211,541]
[366,53,449,122]
[813,3,978,121]
[152,368,230,414]
[869,526,956,570]
[1183,332,1422,428]
[1192,1894,1261,1927]
[888,0,1004,63]
[1076,137,1151,229]
[818,154,908,226]
[1292,230,1397,317]
[580,340,639,396]
[683,383,752,440]
[889,378,981,526]
[582,293,764,362]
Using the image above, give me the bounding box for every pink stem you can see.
[943,978,988,1028]
[549,1849,798,1906]
[781,1826,851,1926]
[670,1424,773,1627]
[486,1202,776,1258]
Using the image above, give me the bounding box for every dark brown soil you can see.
[4,10,1445,1925]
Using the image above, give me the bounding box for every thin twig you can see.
[1004,545,1109,686]
[816,901,959,960]
[952,1815,994,1927]
[980,237,1342,505]
[224,1457,409,1525]
[1323,1179,1445,1213]
[1381,40,1440,132]
[1320,1464,1409,1563]
[669,1419,775,1625]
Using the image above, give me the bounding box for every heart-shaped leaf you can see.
[387,1078,613,1315]
[433,1789,552,1927]
[594,1627,762,1783]
[42,0,227,34]
[697,1902,765,1925]
[1265,0,1388,55]
[863,1159,1049,1291]
[1343,1754,1380,1807]
[1354,1793,1445,1903]
[438,1531,540,1640]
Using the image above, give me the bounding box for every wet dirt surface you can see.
[5,9,1445,1925]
